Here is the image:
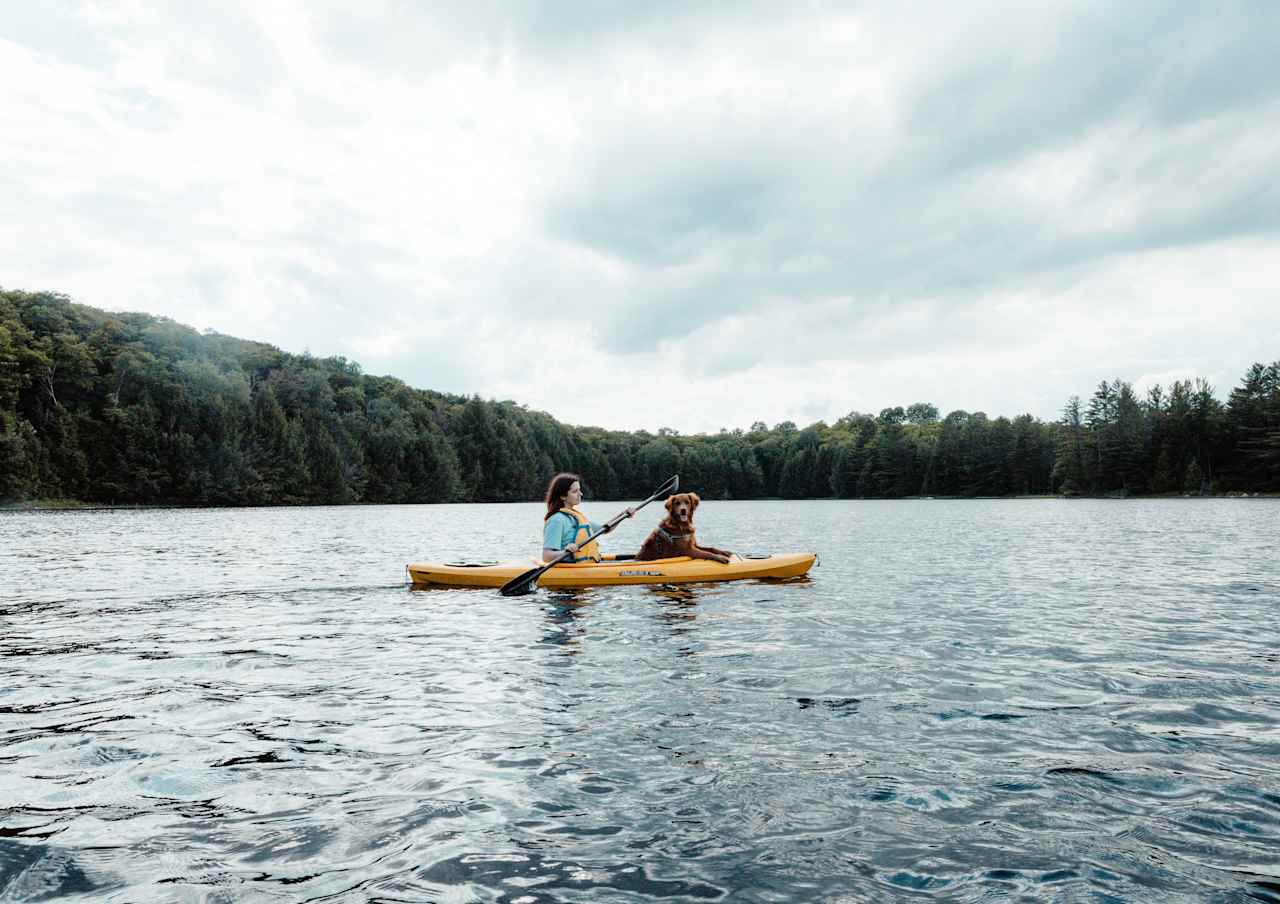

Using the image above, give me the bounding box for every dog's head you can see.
[664,492,700,525]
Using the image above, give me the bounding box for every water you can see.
[2,499,1278,902]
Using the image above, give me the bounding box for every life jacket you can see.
[558,507,601,562]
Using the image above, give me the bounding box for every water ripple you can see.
[2,499,1279,901]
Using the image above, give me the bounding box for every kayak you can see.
[407,552,817,589]
[408,553,816,589]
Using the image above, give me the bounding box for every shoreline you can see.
[4,493,1277,512]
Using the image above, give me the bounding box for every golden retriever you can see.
[636,492,733,564]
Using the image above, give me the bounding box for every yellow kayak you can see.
[407,552,817,589]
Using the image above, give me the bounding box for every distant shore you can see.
[4,493,1277,512]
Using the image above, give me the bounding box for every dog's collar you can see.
[657,525,692,542]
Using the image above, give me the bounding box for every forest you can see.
[2,289,1278,506]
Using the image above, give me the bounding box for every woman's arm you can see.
[543,542,578,562]
[595,507,635,534]
[542,512,579,562]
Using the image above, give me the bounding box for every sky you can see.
[3,2,1279,434]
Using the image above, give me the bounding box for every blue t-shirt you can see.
[542,510,602,553]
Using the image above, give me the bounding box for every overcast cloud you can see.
[3,1,1278,432]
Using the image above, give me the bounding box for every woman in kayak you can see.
[542,473,633,562]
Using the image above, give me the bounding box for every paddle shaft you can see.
[499,474,678,596]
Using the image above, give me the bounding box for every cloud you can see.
[2,2,1278,434]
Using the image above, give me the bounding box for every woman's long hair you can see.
[543,472,582,521]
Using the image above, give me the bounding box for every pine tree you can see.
[1053,397,1088,495]
[1151,446,1178,493]
[246,385,310,504]
[1183,456,1204,495]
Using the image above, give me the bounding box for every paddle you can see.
[499,474,680,596]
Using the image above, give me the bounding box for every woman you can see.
[542,473,633,563]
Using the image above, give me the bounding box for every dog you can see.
[636,492,734,564]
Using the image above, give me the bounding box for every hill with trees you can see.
[1,289,1276,505]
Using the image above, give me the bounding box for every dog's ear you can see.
[689,492,700,509]
[665,495,675,513]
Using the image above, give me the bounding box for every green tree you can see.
[638,437,681,489]
[1228,361,1280,490]
[906,402,939,425]
[246,385,310,504]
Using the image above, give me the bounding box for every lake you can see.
[2,499,1278,902]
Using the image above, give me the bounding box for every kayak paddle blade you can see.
[499,566,544,596]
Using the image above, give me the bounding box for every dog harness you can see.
[654,526,693,544]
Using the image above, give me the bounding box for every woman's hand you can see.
[565,542,579,554]
[602,508,636,534]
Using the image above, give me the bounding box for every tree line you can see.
[1,289,1277,505]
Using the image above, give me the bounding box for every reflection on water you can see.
[2,499,1279,902]
[540,595,592,654]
